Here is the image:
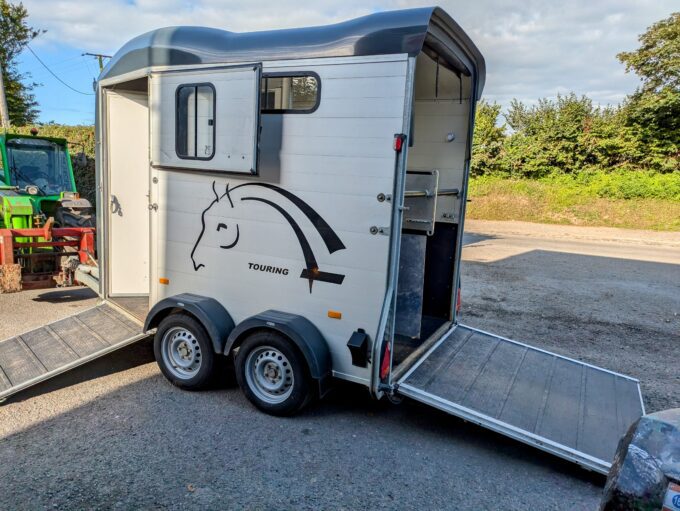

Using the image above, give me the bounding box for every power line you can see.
[26,45,94,96]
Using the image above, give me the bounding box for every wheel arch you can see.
[144,293,235,354]
[226,310,332,394]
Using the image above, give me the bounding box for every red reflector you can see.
[380,342,391,380]
[393,134,405,152]
[456,287,462,313]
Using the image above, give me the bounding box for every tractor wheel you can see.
[55,207,95,228]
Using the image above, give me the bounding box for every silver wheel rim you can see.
[244,346,294,404]
[161,327,202,379]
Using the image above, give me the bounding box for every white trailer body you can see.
[0,7,644,475]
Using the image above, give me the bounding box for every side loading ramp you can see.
[0,303,146,401]
[397,324,645,474]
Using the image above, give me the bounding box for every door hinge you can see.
[148,203,158,211]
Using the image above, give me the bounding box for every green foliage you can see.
[472,172,680,201]
[0,0,42,125]
[503,94,602,178]
[471,12,679,180]
[617,12,680,173]
[471,101,506,176]
[617,12,679,93]
[468,174,680,230]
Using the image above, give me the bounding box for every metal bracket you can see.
[370,226,390,236]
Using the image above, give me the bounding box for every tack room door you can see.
[106,90,150,296]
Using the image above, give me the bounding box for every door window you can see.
[176,84,215,160]
[260,74,320,113]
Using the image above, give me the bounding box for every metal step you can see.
[397,324,645,474]
[0,303,146,401]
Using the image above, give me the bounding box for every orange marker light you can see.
[159,278,169,285]
[327,310,342,320]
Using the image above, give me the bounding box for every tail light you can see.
[393,133,406,152]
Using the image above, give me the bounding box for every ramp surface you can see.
[0,303,145,400]
[397,324,644,474]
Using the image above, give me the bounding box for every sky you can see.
[15,0,678,125]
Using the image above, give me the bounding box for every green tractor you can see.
[0,130,96,291]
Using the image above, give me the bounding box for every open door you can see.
[106,91,150,297]
[149,64,262,174]
[396,324,645,474]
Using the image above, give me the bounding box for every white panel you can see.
[150,59,408,381]
[107,91,150,295]
[151,65,260,173]
[321,76,407,99]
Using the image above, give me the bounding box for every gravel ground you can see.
[0,220,677,510]
[460,220,680,414]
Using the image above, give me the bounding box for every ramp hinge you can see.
[378,382,400,394]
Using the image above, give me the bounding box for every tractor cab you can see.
[0,132,93,229]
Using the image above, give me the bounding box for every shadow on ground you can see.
[32,287,97,304]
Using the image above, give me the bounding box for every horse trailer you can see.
[0,7,644,475]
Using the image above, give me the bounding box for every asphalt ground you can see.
[0,220,677,510]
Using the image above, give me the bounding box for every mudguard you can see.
[225,310,332,391]
[144,293,235,354]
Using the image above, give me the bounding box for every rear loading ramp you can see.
[0,303,146,401]
[397,324,644,474]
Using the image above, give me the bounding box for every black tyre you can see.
[154,313,216,390]
[235,331,315,416]
[55,205,96,228]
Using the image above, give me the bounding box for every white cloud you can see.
[23,0,678,109]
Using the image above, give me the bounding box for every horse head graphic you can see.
[190,181,346,293]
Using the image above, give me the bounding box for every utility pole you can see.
[82,52,112,72]
[0,64,10,129]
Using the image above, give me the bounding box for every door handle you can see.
[110,194,122,216]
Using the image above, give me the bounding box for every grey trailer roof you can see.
[100,7,486,98]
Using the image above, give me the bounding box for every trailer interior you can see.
[392,49,470,373]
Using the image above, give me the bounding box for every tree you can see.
[617,12,680,172]
[501,94,600,177]
[0,1,42,125]
[618,12,679,93]
[471,101,506,176]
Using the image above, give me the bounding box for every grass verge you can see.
[468,175,680,231]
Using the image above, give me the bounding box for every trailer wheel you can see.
[154,314,215,390]
[235,331,314,416]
